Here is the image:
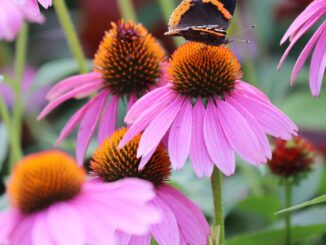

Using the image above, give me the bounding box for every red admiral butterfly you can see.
[165,0,236,45]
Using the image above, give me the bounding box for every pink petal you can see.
[38,0,52,8]
[47,203,85,245]
[168,100,192,170]
[115,231,131,245]
[203,100,235,176]
[291,21,326,85]
[234,91,298,139]
[128,234,151,245]
[125,85,174,124]
[137,96,182,157]
[46,72,101,100]
[218,99,266,164]
[157,185,210,245]
[236,81,270,102]
[98,95,119,145]
[119,91,177,149]
[227,96,272,161]
[139,148,156,170]
[38,81,103,120]
[309,24,326,96]
[32,212,53,245]
[190,100,214,178]
[0,210,20,242]
[76,91,108,165]
[10,214,35,245]
[55,93,105,146]
[151,196,180,245]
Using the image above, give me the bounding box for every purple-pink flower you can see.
[38,20,167,165]
[278,0,326,96]
[91,128,210,245]
[12,0,52,20]
[0,150,160,245]
[120,42,298,177]
[0,0,42,41]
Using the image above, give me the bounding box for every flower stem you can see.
[284,179,293,245]
[210,167,225,245]
[117,0,138,21]
[9,23,29,170]
[54,0,87,74]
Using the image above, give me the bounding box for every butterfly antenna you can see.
[229,25,256,38]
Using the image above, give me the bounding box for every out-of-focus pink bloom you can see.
[0,150,160,245]
[278,0,326,96]
[12,0,52,20]
[38,20,167,165]
[120,42,298,177]
[0,66,48,112]
[91,128,210,245]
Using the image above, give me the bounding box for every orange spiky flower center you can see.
[91,128,171,186]
[268,137,317,180]
[168,42,242,99]
[93,20,167,96]
[9,151,86,214]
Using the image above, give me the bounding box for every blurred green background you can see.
[0,0,325,244]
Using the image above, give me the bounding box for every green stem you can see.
[117,0,138,21]
[211,167,225,245]
[157,0,184,47]
[284,179,293,245]
[9,24,29,170]
[54,0,87,74]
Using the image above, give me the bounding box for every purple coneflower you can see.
[120,42,298,177]
[0,150,160,245]
[91,128,210,245]
[278,0,326,96]
[38,20,167,165]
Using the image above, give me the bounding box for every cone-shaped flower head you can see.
[38,20,167,165]
[278,0,326,96]
[120,42,298,177]
[91,128,210,245]
[0,150,160,244]
[268,136,317,182]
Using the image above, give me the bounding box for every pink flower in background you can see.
[38,20,167,165]
[12,0,52,20]
[278,0,326,96]
[0,67,48,112]
[91,128,210,245]
[0,151,160,245]
[0,0,44,41]
[120,43,298,177]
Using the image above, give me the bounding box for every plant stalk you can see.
[117,0,138,21]
[284,179,293,245]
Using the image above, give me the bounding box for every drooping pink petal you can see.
[157,185,210,245]
[38,0,52,8]
[46,72,101,100]
[32,212,53,245]
[47,203,85,245]
[55,93,105,146]
[151,196,180,245]
[10,214,35,245]
[0,210,20,242]
[227,96,272,161]
[137,96,183,158]
[278,11,324,70]
[309,24,326,96]
[203,100,235,176]
[291,21,326,85]
[218,99,266,164]
[139,148,156,170]
[119,91,177,149]
[115,231,131,245]
[236,81,270,102]
[127,93,138,111]
[125,85,174,124]
[98,95,119,145]
[76,91,108,165]
[38,81,103,120]
[190,100,214,178]
[128,234,151,245]
[168,100,192,170]
[280,2,325,44]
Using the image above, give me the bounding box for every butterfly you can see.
[165,0,236,45]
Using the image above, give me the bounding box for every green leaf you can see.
[275,195,326,215]
[32,58,92,91]
[227,224,326,245]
